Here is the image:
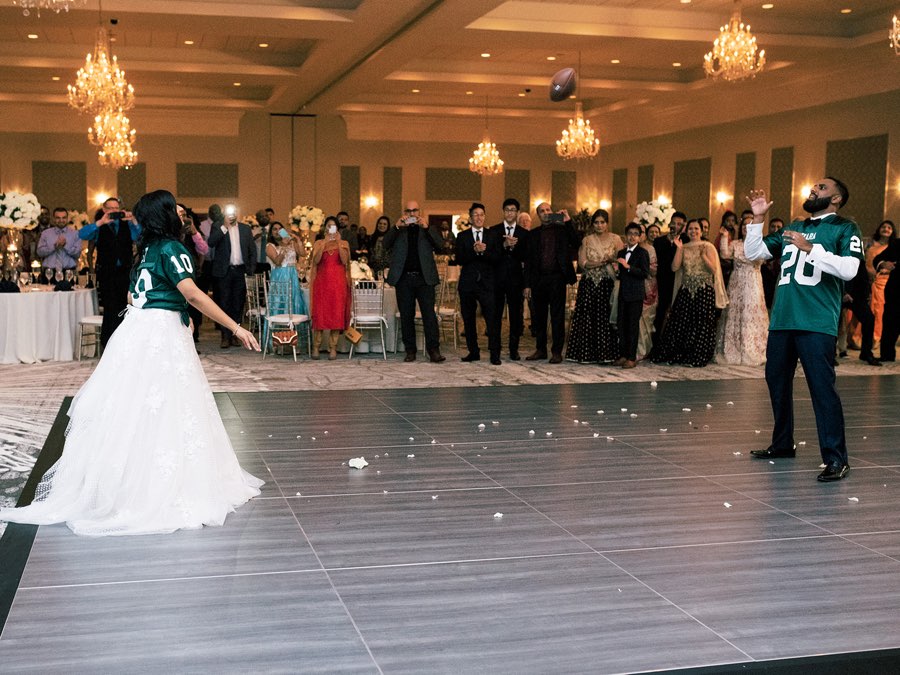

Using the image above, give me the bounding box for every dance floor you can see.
[1,377,899,673]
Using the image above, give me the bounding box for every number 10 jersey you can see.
[761,214,863,336]
[129,239,195,325]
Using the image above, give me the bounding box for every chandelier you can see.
[703,1,766,81]
[13,0,86,16]
[556,102,600,160]
[468,98,504,176]
[90,109,138,169]
[891,15,900,55]
[67,26,135,115]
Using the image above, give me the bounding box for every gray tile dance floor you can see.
[1,377,900,673]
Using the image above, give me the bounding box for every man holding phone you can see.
[744,178,863,482]
[79,197,141,346]
[523,202,580,363]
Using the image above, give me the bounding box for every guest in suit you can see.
[456,202,502,364]
[873,234,900,362]
[78,197,141,346]
[493,198,529,360]
[207,206,257,349]
[614,223,651,369]
[651,210,687,351]
[524,202,580,363]
[384,200,446,363]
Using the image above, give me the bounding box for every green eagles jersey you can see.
[762,214,863,336]
[130,239,195,325]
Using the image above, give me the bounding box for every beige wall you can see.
[597,90,900,229]
[2,89,897,230]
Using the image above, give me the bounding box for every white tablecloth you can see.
[0,288,98,364]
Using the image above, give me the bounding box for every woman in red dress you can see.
[310,215,352,359]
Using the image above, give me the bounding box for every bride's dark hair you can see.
[131,190,183,281]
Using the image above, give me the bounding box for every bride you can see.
[0,190,263,536]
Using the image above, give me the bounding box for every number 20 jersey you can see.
[129,239,195,324]
[762,214,863,336]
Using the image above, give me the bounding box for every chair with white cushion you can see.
[349,280,388,360]
[75,314,103,360]
[262,279,310,361]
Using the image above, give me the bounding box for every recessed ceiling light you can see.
[51,76,60,81]
[610,59,620,64]
[183,40,194,45]
[569,94,576,99]
[465,91,473,95]
[258,43,269,48]
[518,92,526,97]
[233,82,242,87]
[411,88,420,93]
[27,34,38,39]
[672,62,682,67]
[840,8,852,13]
[680,0,691,4]
[546,56,556,61]
[481,52,491,58]
[762,3,774,8]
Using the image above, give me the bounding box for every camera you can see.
[547,213,565,224]
[109,211,126,220]
[404,216,418,226]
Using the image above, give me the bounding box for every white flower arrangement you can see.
[240,214,258,227]
[454,214,470,230]
[289,205,324,233]
[350,260,373,280]
[67,210,92,230]
[634,200,676,234]
[0,191,41,229]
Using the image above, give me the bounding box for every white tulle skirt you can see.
[0,307,263,536]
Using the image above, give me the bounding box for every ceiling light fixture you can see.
[88,107,137,169]
[258,43,269,48]
[840,8,852,14]
[183,40,194,45]
[67,30,134,115]
[610,59,620,64]
[703,0,766,81]
[469,97,504,176]
[891,14,900,55]
[556,102,600,160]
[762,3,774,8]
[480,52,491,58]
[547,56,556,61]
[14,0,86,17]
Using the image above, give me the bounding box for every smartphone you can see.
[109,211,126,219]
[547,213,565,224]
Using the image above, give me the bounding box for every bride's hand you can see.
[235,326,260,351]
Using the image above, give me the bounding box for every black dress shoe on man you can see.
[427,348,446,363]
[490,355,501,365]
[461,352,481,362]
[548,352,563,364]
[220,335,231,349]
[750,446,796,459]
[509,351,521,361]
[404,351,416,362]
[525,350,547,361]
[861,355,882,367]
[817,463,850,481]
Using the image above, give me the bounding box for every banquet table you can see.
[0,287,98,364]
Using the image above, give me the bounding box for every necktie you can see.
[625,248,632,262]
[476,230,481,243]
[507,226,514,237]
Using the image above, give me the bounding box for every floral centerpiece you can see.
[240,214,258,227]
[68,210,92,230]
[0,191,41,229]
[454,214,470,231]
[289,205,325,233]
[634,199,676,234]
[350,260,373,280]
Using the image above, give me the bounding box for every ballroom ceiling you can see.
[1,0,899,145]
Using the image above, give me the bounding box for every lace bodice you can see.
[680,243,714,292]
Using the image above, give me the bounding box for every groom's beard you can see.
[802,195,831,214]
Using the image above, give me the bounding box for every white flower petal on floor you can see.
[348,457,368,469]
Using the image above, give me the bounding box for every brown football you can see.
[549,67,577,102]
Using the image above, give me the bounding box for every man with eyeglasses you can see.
[79,197,141,345]
[384,201,446,363]
[493,198,529,360]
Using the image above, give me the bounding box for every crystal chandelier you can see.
[703,1,766,81]
[67,26,135,115]
[891,14,900,55]
[13,0,86,16]
[468,99,504,176]
[556,102,600,160]
[89,108,138,169]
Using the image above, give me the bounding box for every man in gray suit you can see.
[207,206,257,349]
[384,200,446,363]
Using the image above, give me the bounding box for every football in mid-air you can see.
[549,67,577,102]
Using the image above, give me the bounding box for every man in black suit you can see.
[524,202,580,363]
[614,223,651,369]
[207,206,257,349]
[456,202,502,364]
[651,210,686,350]
[493,198,529,360]
[384,200,446,363]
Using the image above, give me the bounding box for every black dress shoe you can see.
[427,348,446,363]
[490,355,501,365]
[461,353,481,362]
[509,351,521,361]
[838,350,848,358]
[817,463,850,481]
[548,353,563,364]
[750,446,796,459]
[404,351,416,362]
[861,355,882,367]
[525,350,547,361]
